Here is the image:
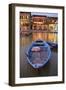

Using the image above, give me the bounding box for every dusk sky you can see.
[31,12,58,17]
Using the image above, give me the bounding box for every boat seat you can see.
[31,47,41,52]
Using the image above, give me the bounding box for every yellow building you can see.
[31,15,48,30]
[20,12,31,35]
[48,17,58,43]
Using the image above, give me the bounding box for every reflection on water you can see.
[20,32,58,77]
[20,32,58,46]
[32,32,48,41]
[48,33,58,43]
[20,35,32,46]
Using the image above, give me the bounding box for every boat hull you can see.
[26,40,51,69]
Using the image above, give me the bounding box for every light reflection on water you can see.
[20,32,58,46]
[20,32,58,77]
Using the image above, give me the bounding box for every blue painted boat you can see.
[47,41,58,49]
[26,40,51,68]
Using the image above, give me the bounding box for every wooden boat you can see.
[26,40,51,68]
[47,41,58,48]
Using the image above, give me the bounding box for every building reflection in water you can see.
[32,32,48,41]
[20,32,58,47]
[20,35,32,46]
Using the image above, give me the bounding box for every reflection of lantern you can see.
[38,33,42,39]
[32,32,48,41]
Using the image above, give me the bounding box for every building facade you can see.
[20,12,31,35]
[31,15,48,30]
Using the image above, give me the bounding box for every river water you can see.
[20,32,58,78]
